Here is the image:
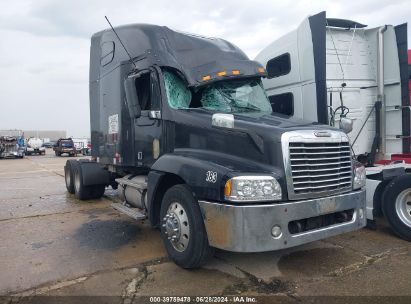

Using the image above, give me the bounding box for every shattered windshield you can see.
[200,80,272,114]
[163,71,192,109]
[163,70,272,115]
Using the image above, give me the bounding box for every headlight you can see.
[224,176,282,202]
[353,163,366,190]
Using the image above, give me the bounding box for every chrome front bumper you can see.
[198,189,366,252]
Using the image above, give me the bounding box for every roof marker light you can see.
[202,75,211,81]
[232,70,241,75]
[217,71,227,77]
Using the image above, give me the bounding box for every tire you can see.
[90,184,105,199]
[73,164,92,200]
[73,163,105,200]
[382,174,411,241]
[160,184,214,268]
[64,160,78,194]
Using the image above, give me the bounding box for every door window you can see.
[268,92,294,116]
[266,53,291,79]
[134,71,161,111]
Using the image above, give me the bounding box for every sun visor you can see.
[187,59,267,87]
[162,28,267,87]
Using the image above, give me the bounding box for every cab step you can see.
[111,202,147,220]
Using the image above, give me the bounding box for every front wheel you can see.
[160,184,213,268]
[382,174,411,241]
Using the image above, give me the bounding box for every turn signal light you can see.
[224,179,232,197]
[258,67,266,73]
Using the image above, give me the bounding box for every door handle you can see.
[149,110,161,119]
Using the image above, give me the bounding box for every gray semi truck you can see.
[64,23,367,268]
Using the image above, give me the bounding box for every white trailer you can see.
[256,11,411,240]
[26,138,45,155]
[71,138,88,154]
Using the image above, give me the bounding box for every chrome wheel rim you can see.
[395,189,411,228]
[162,202,190,252]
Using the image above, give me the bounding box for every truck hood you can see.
[173,109,334,138]
[171,109,342,168]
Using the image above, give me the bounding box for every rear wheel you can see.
[160,184,213,268]
[382,174,411,241]
[73,163,105,200]
[73,164,91,200]
[90,184,105,199]
[64,160,78,194]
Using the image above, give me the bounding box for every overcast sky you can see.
[0,0,410,138]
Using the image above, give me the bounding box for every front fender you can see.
[151,153,232,201]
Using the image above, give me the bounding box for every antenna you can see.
[104,16,137,69]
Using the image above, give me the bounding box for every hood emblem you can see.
[314,131,331,137]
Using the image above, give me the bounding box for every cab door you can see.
[134,68,162,168]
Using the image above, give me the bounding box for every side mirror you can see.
[124,77,141,118]
[339,117,353,134]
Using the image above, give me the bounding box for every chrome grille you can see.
[289,141,352,196]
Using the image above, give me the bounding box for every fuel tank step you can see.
[111,202,147,220]
[115,175,147,189]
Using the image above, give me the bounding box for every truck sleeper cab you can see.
[64,24,366,268]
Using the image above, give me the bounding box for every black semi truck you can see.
[64,24,367,268]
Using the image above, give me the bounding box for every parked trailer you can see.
[72,138,89,154]
[26,138,46,155]
[0,130,25,159]
[64,23,367,268]
[256,11,411,240]
[0,136,25,159]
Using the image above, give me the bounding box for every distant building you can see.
[0,129,23,137]
[23,130,67,142]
